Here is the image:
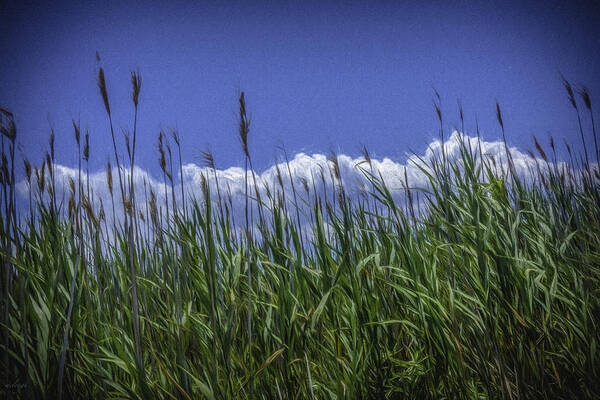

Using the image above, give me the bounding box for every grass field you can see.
[1,71,599,399]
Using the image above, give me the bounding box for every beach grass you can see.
[1,71,599,399]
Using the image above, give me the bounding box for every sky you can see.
[1,0,600,181]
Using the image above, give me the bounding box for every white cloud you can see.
[16,131,580,233]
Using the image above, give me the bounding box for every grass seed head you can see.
[534,136,547,162]
[561,74,577,110]
[68,177,75,195]
[37,160,46,193]
[496,102,504,130]
[201,149,216,170]
[0,117,16,142]
[170,129,180,146]
[158,131,167,173]
[318,164,326,186]
[124,130,131,159]
[24,159,32,183]
[73,120,81,145]
[106,159,113,196]
[83,195,101,228]
[238,91,250,158]
[200,173,209,202]
[361,145,372,168]
[149,188,159,227]
[0,106,13,119]
[45,152,52,176]
[131,70,141,107]
[327,150,341,181]
[98,67,111,116]
[68,194,75,222]
[83,131,90,161]
[275,164,284,189]
[123,199,133,217]
[300,177,310,194]
[579,86,591,110]
[99,201,105,221]
[49,130,55,160]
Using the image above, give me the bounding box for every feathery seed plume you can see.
[24,159,32,184]
[496,102,504,130]
[73,120,81,145]
[98,67,111,116]
[83,131,90,161]
[238,91,250,158]
[534,136,547,162]
[131,70,141,107]
[560,74,577,110]
[106,159,113,196]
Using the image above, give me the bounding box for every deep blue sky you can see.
[1,0,599,177]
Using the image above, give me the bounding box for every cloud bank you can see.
[17,131,575,231]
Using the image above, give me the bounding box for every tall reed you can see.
[1,75,599,400]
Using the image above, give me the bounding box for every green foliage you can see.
[1,76,600,399]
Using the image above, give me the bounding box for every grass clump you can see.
[0,71,599,399]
